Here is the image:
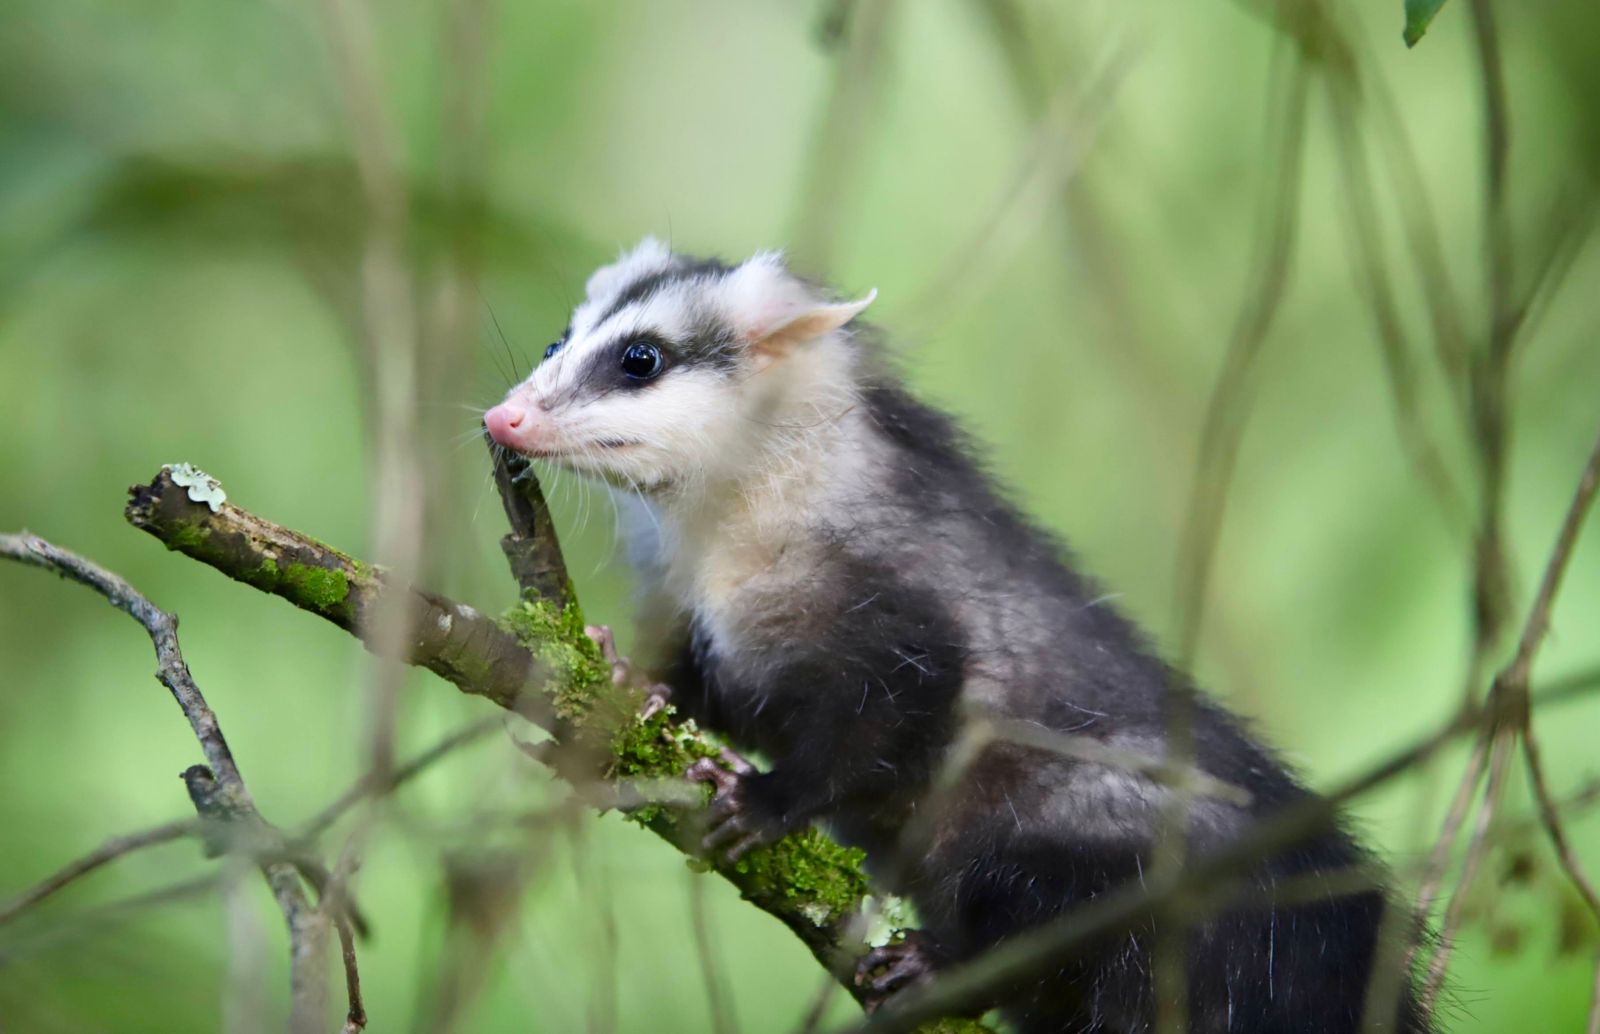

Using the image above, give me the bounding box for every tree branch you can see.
[0,531,348,1033]
[121,463,992,1034]
[124,469,552,725]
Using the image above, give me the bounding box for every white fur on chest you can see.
[618,401,883,680]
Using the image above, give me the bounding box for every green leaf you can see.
[1403,0,1450,47]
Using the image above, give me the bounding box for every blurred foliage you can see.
[1,1,1599,1032]
[1404,0,1451,47]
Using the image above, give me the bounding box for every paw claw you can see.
[583,624,632,686]
[639,683,673,722]
[855,931,941,1011]
[686,756,740,795]
[719,745,755,775]
[686,756,777,862]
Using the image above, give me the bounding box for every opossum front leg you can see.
[585,624,673,719]
[685,751,777,860]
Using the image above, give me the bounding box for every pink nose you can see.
[484,401,527,447]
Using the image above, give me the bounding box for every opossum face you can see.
[485,238,874,491]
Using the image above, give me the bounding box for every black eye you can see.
[543,341,562,360]
[619,341,664,381]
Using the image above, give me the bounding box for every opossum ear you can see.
[586,236,672,302]
[723,252,876,355]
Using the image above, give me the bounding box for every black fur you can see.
[591,255,732,327]
[658,361,1431,1031]
[557,255,744,402]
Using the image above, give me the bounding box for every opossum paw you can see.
[583,625,635,688]
[855,930,942,1011]
[585,626,675,721]
[638,684,674,721]
[686,755,777,861]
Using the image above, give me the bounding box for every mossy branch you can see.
[124,463,993,1034]
[125,469,551,722]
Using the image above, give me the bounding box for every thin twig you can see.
[1411,730,1490,928]
[0,818,200,927]
[1422,427,1600,1008]
[689,869,740,1034]
[789,0,897,274]
[1496,427,1600,691]
[0,532,244,787]
[297,715,503,840]
[1535,664,1600,710]
[1462,0,1518,690]
[0,531,337,1033]
[906,39,1137,324]
[333,909,368,1033]
[1359,43,1473,415]
[1326,72,1467,530]
[4,873,226,953]
[1524,724,1600,922]
[1173,52,1311,662]
[795,974,842,1034]
[1420,727,1513,1011]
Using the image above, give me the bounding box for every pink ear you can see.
[723,255,877,353]
[753,290,877,353]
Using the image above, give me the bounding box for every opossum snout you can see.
[485,399,552,453]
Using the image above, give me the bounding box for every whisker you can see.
[482,296,523,383]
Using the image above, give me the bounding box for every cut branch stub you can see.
[489,437,570,605]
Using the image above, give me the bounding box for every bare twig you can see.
[1373,727,1490,1033]
[1173,52,1311,662]
[1497,427,1600,691]
[980,714,1251,806]
[1362,58,1473,412]
[1536,664,1600,711]
[0,533,244,786]
[316,0,427,781]
[10,873,226,949]
[906,40,1137,324]
[1461,0,1518,690]
[333,908,367,1033]
[1326,72,1468,529]
[1420,727,1514,1011]
[796,974,843,1034]
[0,531,338,1033]
[1411,731,1491,929]
[1510,429,1600,945]
[789,0,897,274]
[1524,724,1600,926]
[1420,426,1600,1007]
[297,715,503,840]
[689,868,739,1034]
[0,818,200,927]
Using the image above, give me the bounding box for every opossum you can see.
[483,238,1431,1033]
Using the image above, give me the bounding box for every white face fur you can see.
[484,238,875,495]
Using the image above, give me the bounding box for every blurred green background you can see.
[2,1,1598,1031]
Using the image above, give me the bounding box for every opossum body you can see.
[484,240,1432,1033]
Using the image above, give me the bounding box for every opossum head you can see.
[485,238,875,493]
